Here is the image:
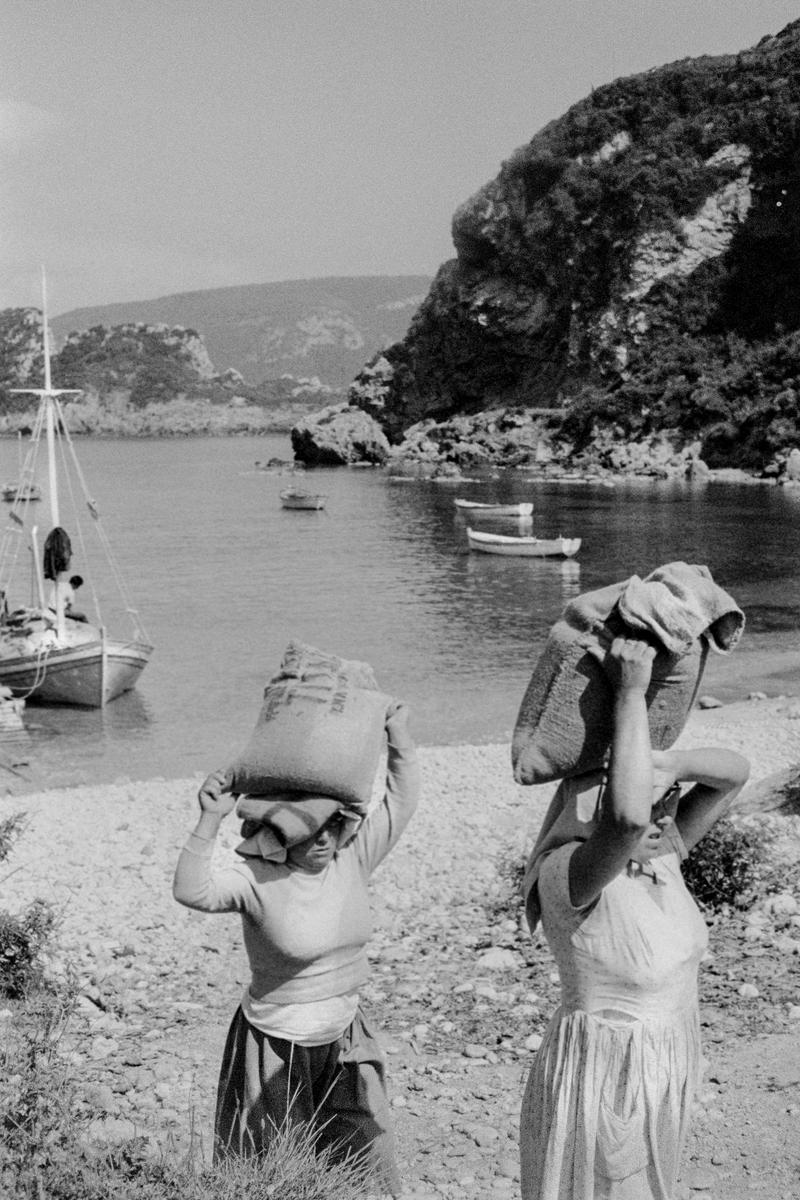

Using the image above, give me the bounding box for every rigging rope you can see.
[52,397,150,643]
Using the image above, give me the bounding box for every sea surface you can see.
[3,433,800,794]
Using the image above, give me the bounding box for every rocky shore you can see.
[290,400,800,490]
[2,698,800,1199]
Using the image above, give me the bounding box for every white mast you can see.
[41,268,60,530]
[10,268,81,637]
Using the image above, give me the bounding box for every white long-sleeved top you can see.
[173,740,420,1006]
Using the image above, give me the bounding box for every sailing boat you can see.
[0,271,152,707]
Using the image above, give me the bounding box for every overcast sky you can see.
[3,0,798,314]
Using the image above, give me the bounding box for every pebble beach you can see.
[2,693,800,1199]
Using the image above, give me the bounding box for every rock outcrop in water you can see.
[291,401,390,465]
[296,20,800,477]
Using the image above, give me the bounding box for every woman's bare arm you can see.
[568,638,657,908]
[651,746,750,853]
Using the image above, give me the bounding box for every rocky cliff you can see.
[0,312,311,436]
[303,20,800,475]
[0,308,45,390]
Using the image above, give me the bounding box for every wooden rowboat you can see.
[1,482,42,503]
[280,489,327,510]
[466,528,581,558]
[454,498,533,517]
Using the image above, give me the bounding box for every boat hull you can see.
[280,492,327,510]
[466,529,581,558]
[0,638,152,707]
[454,500,533,516]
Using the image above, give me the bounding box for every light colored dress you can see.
[520,828,708,1200]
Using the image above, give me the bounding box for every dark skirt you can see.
[214,1005,400,1194]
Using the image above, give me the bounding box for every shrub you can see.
[0,978,375,1200]
[682,818,770,911]
[0,900,58,999]
[0,812,58,998]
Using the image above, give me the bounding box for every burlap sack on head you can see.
[512,562,744,786]
[229,641,390,808]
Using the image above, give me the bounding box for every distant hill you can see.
[51,276,430,389]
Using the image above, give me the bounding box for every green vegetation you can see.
[559,327,800,468]
[682,818,774,911]
[359,20,800,469]
[55,324,223,409]
[0,814,57,999]
[0,313,344,436]
[1,984,374,1199]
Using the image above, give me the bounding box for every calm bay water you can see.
[5,434,800,794]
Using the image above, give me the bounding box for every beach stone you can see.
[85,1116,138,1145]
[475,948,522,971]
[469,1125,499,1147]
[784,448,800,480]
[463,1043,491,1059]
[684,1166,717,1190]
[698,695,723,709]
[82,1082,119,1113]
[738,983,760,998]
[764,892,799,916]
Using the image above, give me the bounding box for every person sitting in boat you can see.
[66,575,88,623]
[45,571,88,624]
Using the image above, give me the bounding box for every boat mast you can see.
[41,270,60,530]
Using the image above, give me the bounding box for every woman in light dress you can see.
[520,637,749,1200]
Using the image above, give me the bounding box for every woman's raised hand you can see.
[198,768,237,817]
[601,636,657,695]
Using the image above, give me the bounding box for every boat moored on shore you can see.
[0,271,152,707]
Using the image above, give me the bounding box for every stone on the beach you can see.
[738,982,759,998]
[462,1043,490,1059]
[474,947,522,972]
[698,695,723,709]
[683,1165,717,1191]
[784,448,800,480]
[764,892,799,916]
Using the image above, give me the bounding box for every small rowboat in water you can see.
[1,482,42,503]
[280,489,327,510]
[454,498,533,517]
[466,528,581,558]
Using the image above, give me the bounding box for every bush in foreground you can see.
[1,979,376,1199]
[683,818,772,912]
[0,813,58,998]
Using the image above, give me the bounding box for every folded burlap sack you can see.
[512,562,744,785]
[229,641,390,807]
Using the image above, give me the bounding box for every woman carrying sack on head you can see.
[172,700,419,1197]
[519,638,749,1200]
